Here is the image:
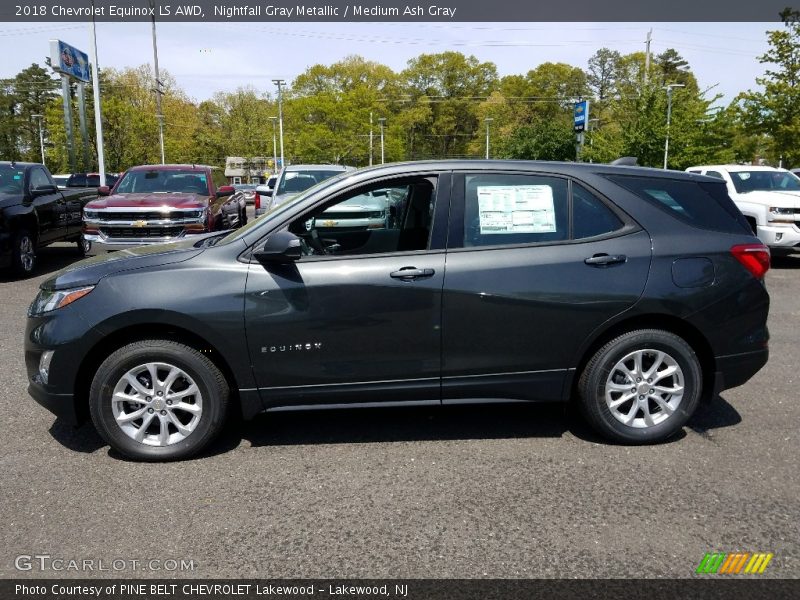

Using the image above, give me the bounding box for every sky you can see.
[0,21,778,104]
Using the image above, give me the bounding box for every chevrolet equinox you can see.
[25,161,770,460]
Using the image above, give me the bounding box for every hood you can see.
[272,193,299,208]
[41,238,207,291]
[86,192,208,210]
[0,192,23,209]
[737,190,800,207]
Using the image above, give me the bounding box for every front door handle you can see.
[584,253,627,266]
[390,267,435,280]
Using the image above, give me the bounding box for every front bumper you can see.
[27,380,79,424]
[757,223,800,250]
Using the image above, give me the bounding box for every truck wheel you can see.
[12,230,36,276]
[77,236,92,256]
[578,329,702,444]
[89,340,230,461]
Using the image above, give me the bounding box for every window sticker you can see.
[477,185,556,234]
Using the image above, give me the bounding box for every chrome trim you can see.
[257,376,439,391]
[83,232,188,246]
[84,206,206,213]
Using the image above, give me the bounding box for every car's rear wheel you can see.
[89,340,229,461]
[578,329,702,444]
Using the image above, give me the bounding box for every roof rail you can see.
[610,157,638,166]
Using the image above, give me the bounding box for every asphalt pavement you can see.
[1,231,797,579]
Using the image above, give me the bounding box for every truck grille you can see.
[94,211,189,221]
[101,227,184,239]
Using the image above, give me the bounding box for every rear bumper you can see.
[713,348,769,394]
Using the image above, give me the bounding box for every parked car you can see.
[66,172,120,189]
[233,183,257,205]
[686,165,800,254]
[25,160,770,461]
[255,164,354,217]
[52,174,71,189]
[81,164,242,248]
[253,176,277,214]
[1,162,96,276]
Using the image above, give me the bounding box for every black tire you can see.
[578,329,702,444]
[11,229,36,276]
[89,340,229,461]
[76,236,92,256]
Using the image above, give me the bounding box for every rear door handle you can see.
[584,253,627,266]
[390,267,435,280]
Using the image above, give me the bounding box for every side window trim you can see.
[243,172,451,263]
[447,171,638,251]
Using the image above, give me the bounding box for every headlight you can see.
[367,211,385,219]
[187,209,206,221]
[28,286,95,316]
[768,207,796,223]
[83,210,98,219]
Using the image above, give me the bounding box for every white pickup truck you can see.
[686,165,800,254]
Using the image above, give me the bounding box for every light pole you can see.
[272,79,285,168]
[90,1,106,185]
[663,83,686,170]
[378,117,386,164]
[269,116,278,173]
[149,0,165,164]
[31,114,45,165]
[484,117,494,159]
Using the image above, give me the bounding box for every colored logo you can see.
[696,552,774,574]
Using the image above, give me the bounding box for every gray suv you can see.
[25,161,770,461]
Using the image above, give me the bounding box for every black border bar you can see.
[1,0,796,22]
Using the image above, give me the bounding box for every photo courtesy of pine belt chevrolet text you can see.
[23,160,771,461]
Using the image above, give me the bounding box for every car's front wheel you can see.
[12,229,36,276]
[89,340,229,461]
[578,329,702,444]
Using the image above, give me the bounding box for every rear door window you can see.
[605,175,750,234]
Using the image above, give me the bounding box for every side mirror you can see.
[31,184,57,196]
[253,230,302,263]
[97,185,111,196]
[216,185,234,198]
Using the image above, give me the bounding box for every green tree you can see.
[737,11,800,167]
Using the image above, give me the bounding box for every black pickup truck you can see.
[1,161,98,276]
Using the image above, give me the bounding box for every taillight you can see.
[254,192,260,210]
[731,243,770,279]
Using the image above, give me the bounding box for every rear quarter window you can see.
[605,175,751,234]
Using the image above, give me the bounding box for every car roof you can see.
[687,164,784,173]
[0,161,39,168]
[127,164,212,172]
[330,160,711,183]
[283,164,353,172]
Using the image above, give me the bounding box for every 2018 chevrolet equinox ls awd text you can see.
[24,161,770,461]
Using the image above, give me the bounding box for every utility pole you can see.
[269,116,278,172]
[89,3,106,185]
[32,114,45,165]
[663,83,685,169]
[272,79,285,168]
[378,117,386,164]
[644,29,652,85]
[484,117,493,159]
[149,0,165,164]
[369,112,373,166]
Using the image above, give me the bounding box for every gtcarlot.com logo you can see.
[14,554,196,572]
[696,552,774,574]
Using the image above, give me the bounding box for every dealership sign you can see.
[49,39,90,82]
[574,100,589,133]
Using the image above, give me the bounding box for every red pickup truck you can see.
[82,164,246,248]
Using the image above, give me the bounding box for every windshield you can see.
[729,170,800,193]
[0,165,25,194]
[277,169,344,195]
[115,170,210,195]
[216,170,355,246]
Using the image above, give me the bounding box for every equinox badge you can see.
[262,343,322,353]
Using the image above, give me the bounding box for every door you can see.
[441,173,652,402]
[244,173,450,407]
[28,166,65,245]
